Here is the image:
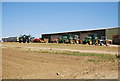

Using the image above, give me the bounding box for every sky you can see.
[2,2,118,38]
[2,0,120,2]
[0,2,2,40]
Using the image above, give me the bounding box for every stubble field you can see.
[1,42,119,79]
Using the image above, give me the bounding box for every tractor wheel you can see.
[105,42,109,46]
[76,40,79,44]
[95,40,99,45]
[100,43,103,46]
[88,40,92,45]
[23,41,26,43]
[82,41,86,44]
[70,40,74,44]
[27,41,30,43]
[106,44,108,46]
[19,41,21,43]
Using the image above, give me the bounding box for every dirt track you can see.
[2,42,119,55]
[2,42,119,79]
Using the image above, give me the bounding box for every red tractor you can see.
[52,38,58,43]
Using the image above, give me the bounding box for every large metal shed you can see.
[42,27,120,44]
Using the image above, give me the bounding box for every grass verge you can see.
[33,49,118,62]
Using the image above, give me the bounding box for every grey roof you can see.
[42,27,119,35]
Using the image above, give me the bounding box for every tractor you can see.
[51,38,59,43]
[58,34,80,44]
[73,35,80,44]
[99,36,109,46]
[58,35,72,43]
[18,34,31,43]
[82,33,108,46]
[82,33,99,45]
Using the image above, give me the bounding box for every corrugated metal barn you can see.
[2,37,18,42]
[42,27,120,44]
[106,27,120,44]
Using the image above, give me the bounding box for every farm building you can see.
[2,36,35,42]
[2,37,18,42]
[42,27,120,44]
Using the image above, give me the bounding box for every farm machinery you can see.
[58,34,80,44]
[82,33,98,45]
[18,34,31,43]
[82,33,108,46]
[99,36,109,46]
[32,38,45,43]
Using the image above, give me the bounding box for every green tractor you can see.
[58,35,69,43]
[82,33,99,45]
[58,34,80,44]
[18,34,31,43]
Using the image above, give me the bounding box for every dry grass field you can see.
[1,42,119,79]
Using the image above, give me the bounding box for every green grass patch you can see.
[88,59,96,62]
[36,49,117,62]
[37,49,112,57]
